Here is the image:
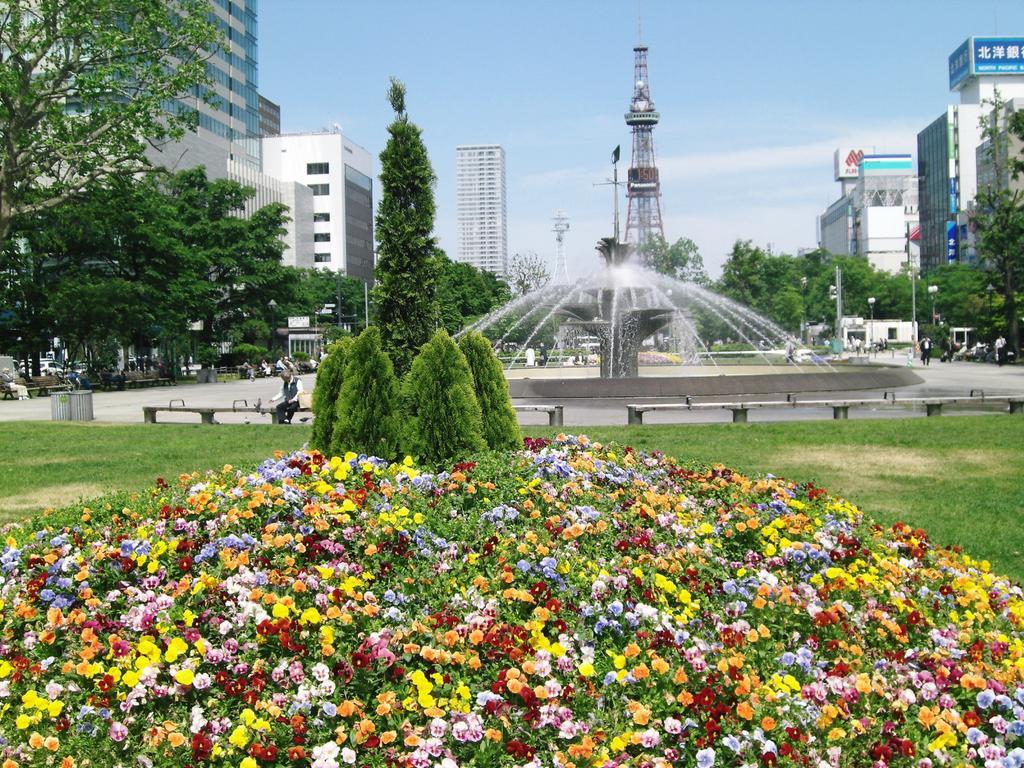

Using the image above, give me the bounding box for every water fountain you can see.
[460,230,921,400]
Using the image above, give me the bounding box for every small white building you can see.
[262,130,375,283]
[840,316,916,347]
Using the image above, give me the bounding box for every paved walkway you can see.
[0,361,1021,427]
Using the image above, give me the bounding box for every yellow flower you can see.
[228,725,250,748]
[174,669,195,686]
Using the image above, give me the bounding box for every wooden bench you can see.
[29,375,71,396]
[513,404,564,426]
[1,377,37,399]
[627,394,1024,424]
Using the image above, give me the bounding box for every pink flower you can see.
[109,721,128,742]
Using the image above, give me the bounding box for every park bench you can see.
[626,393,1024,424]
[29,375,71,396]
[513,404,564,426]
[1,377,39,399]
[143,396,312,425]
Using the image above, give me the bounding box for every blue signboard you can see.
[950,37,1024,90]
[973,38,1024,74]
[946,221,958,263]
[949,39,970,89]
[949,177,958,215]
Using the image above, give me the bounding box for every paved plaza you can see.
[1,359,1022,427]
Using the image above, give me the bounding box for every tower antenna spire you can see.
[624,41,665,258]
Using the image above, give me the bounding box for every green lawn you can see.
[0,416,1021,581]
[0,422,310,521]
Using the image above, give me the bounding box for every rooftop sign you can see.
[950,37,1024,90]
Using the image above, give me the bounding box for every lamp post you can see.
[867,297,875,351]
[927,284,939,324]
[986,284,995,338]
[267,299,278,352]
[800,276,808,344]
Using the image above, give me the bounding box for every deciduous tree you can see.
[0,0,219,244]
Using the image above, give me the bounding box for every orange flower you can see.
[761,716,777,732]
[737,701,754,720]
[338,700,357,718]
[43,737,59,752]
[28,733,43,750]
[380,731,397,745]
[168,732,187,748]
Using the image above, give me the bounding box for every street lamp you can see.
[267,299,278,352]
[800,276,808,344]
[986,284,996,339]
[927,285,939,324]
[867,297,875,351]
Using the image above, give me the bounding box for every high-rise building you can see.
[149,0,262,176]
[262,131,375,282]
[917,36,1024,271]
[456,145,508,277]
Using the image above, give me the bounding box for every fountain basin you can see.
[506,365,922,399]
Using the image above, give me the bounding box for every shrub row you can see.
[310,328,519,466]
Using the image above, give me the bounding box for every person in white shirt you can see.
[269,370,303,424]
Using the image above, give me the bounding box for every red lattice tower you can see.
[624,44,665,255]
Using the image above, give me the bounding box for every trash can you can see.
[50,390,94,421]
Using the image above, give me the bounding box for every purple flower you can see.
[109,721,128,742]
[697,747,715,768]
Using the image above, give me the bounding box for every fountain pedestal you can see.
[555,237,675,379]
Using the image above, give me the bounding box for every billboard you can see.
[946,221,958,263]
[949,39,971,90]
[950,37,1024,90]
[859,154,913,175]
[834,148,865,180]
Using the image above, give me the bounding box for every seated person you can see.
[1,368,29,400]
[269,370,303,424]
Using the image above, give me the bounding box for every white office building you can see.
[262,131,375,282]
[456,145,508,277]
[818,152,919,274]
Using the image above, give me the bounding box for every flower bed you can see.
[1,436,1023,767]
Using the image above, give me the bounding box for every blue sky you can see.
[259,0,1024,277]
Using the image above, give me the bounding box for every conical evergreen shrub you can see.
[458,331,521,450]
[332,327,402,460]
[403,330,485,465]
[309,337,352,453]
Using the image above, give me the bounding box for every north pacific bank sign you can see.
[950,37,1024,90]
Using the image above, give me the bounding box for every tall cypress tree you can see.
[309,337,352,454]
[373,78,441,376]
[458,331,521,451]
[332,327,402,460]
[403,330,485,466]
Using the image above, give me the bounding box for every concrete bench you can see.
[143,398,312,425]
[513,404,564,426]
[627,395,1024,424]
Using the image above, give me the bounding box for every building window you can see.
[308,184,330,196]
[313,212,330,222]
[314,253,331,263]
[314,232,331,242]
[307,162,330,175]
